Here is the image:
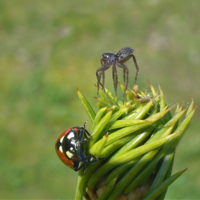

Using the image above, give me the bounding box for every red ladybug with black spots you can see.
[55,122,101,171]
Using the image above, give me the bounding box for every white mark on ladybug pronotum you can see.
[67,132,75,140]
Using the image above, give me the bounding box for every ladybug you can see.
[55,122,101,171]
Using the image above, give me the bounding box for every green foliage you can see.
[76,84,195,199]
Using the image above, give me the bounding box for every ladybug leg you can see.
[76,126,87,140]
[74,161,86,172]
[83,129,91,138]
[82,153,104,164]
[83,120,88,129]
[78,150,99,165]
[79,138,87,144]
[76,163,87,173]
[83,121,91,138]
[74,119,88,131]
[74,161,79,171]
[75,150,104,172]
[75,121,91,139]
[79,149,89,161]
[87,154,104,162]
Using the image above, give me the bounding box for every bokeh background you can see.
[0,0,200,199]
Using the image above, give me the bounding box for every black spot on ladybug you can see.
[56,139,61,151]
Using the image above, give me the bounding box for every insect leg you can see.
[74,122,91,139]
[74,161,86,172]
[86,154,104,164]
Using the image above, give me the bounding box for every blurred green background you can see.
[0,0,199,199]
